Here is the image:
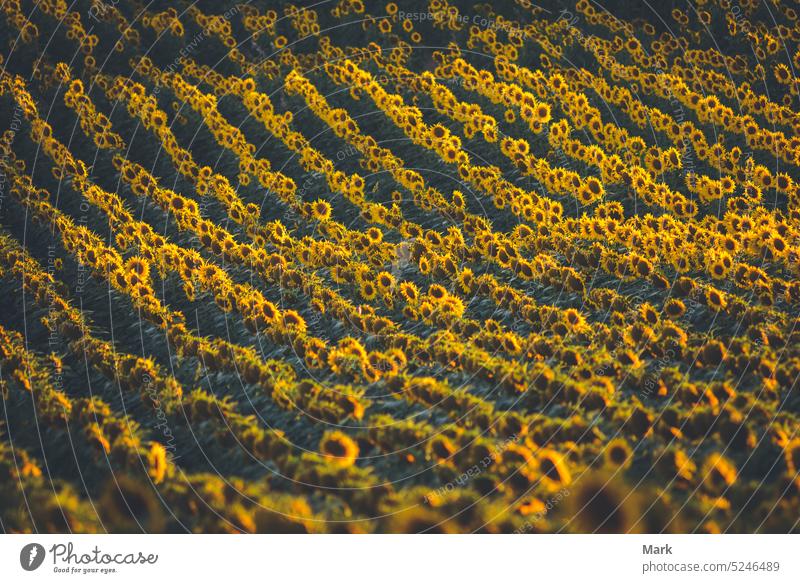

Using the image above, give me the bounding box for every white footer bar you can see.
[1,534,796,582]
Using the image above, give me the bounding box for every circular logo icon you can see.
[20,543,46,571]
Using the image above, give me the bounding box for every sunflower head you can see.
[566,472,640,533]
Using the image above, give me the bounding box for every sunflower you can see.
[534,103,551,123]
[538,449,571,487]
[282,310,307,334]
[700,453,737,494]
[430,124,447,140]
[418,301,434,320]
[98,475,166,533]
[311,199,331,220]
[705,288,727,311]
[783,439,800,475]
[774,63,791,84]
[254,499,314,534]
[125,257,150,279]
[260,301,278,323]
[708,255,731,279]
[319,431,359,467]
[382,503,460,533]
[639,302,659,325]
[418,255,432,275]
[376,271,395,292]
[701,340,726,366]
[604,439,633,469]
[398,281,419,303]
[146,443,168,484]
[360,280,378,301]
[427,284,447,300]
[663,298,686,319]
[567,472,640,533]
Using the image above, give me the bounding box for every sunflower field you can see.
[0,0,799,534]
